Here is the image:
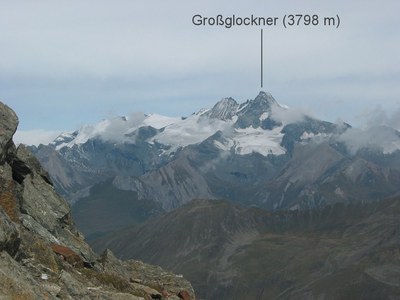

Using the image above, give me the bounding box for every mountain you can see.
[29,91,400,238]
[92,198,400,300]
[0,101,195,299]
[13,90,400,299]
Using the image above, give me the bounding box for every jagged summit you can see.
[234,91,283,130]
[205,97,239,120]
[247,91,279,111]
[40,91,377,161]
[49,91,288,152]
[205,92,280,121]
[256,90,276,102]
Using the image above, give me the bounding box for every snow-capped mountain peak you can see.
[255,90,276,102]
[241,91,279,114]
[49,91,351,157]
[205,97,239,120]
[49,92,295,155]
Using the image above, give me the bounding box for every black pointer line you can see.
[261,28,263,89]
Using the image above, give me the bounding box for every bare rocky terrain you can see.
[0,101,195,300]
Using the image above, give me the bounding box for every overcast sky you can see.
[1,0,399,145]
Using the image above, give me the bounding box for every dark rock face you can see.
[0,101,195,299]
[235,91,281,129]
[0,102,18,164]
[205,97,239,120]
[0,207,19,255]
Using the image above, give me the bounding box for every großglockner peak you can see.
[203,91,283,122]
[234,91,285,130]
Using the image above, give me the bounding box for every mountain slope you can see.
[92,198,400,300]
[30,91,400,233]
[71,179,164,240]
[27,91,306,202]
[0,101,195,299]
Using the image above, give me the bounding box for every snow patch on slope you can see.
[54,113,181,150]
[151,114,234,153]
[51,92,364,157]
[233,126,285,155]
[142,114,181,129]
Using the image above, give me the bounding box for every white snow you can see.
[259,112,269,121]
[237,102,249,112]
[54,114,180,150]
[55,119,111,150]
[54,132,75,142]
[142,114,181,129]
[49,95,299,157]
[214,138,234,151]
[151,114,233,153]
[300,131,329,142]
[52,106,288,156]
[300,131,315,140]
[232,126,286,156]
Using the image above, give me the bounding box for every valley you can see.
[27,91,400,299]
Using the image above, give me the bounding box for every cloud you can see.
[359,106,400,131]
[270,105,308,124]
[99,113,147,142]
[337,105,400,154]
[1,0,399,132]
[14,129,61,146]
[337,126,400,154]
[69,112,148,144]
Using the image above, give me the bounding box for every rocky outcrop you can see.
[0,207,19,255]
[0,101,195,299]
[0,102,18,164]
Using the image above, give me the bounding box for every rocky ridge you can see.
[30,92,400,240]
[93,198,400,300]
[0,101,195,299]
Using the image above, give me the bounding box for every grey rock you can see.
[14,144,53,185]
[205,97,239,120]
[0,251,57,300]
[0,206,20,255]
[0,163,21,223]
[0,100,197,300]
[20,172,70,234]
[99,248,129,276]
[0,101,18,164]
[59,270,92,300]
[20,213,60,244]
[235,91,281,129]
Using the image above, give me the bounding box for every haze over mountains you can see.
[32,92,400,210]
[30,91,400,237]
[25,91,400,299]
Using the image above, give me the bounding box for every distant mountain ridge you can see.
[92,197,400,300]
[29,91,400,238]
[24,92,400,299]
[51,91,291,156]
